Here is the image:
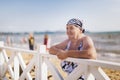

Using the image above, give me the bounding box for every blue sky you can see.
[0,0,120,32]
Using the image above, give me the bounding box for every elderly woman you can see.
[49,18,97,79]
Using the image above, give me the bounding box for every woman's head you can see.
[66,18,85,33]
[66,18,85,39]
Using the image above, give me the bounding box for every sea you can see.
[0,31,120,63]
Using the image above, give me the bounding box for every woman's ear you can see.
[79,29,83,33]
[82,29,85,33]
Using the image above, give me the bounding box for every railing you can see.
[0,42,120,80]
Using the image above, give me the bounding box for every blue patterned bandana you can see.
[67,18,82,28]
[67,18,85,33]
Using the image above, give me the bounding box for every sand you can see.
[103,68,120,80]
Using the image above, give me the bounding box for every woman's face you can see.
[66,25,81,39]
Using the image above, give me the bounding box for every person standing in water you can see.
[49,18,97,79]
[28,33,35,50]
[44,34,51,51]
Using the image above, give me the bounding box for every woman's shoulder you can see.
[81,35,94,46]
[82,35,93,41]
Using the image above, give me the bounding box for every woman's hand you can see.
[56,50,68,60]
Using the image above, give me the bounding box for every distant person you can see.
[49,18,97,79]
[28,33,34,50]
[6,36,12,46]
[21,37,27,44]
[44,34,51,50]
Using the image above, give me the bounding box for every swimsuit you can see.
[61,41,83,74]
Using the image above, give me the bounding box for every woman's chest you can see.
[68,42,83,50]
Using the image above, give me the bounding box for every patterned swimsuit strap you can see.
[66,41,83,50]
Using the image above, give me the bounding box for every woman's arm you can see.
[66,49,96,59]
[49,40,68,55]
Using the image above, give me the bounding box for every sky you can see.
[0,0,120,32]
